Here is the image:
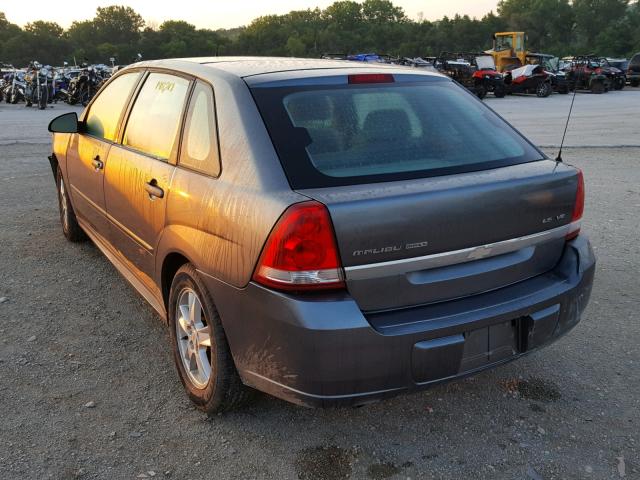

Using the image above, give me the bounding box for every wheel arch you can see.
[48,153,59,180]
[161,251,192,310]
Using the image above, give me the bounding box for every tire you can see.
[475,84,487,99]
[38,86,48,110]
[536,81,552,97]
[614,78,625,90]
[80,86,91,107]
[168,264,251,414]
[56,166,86,242]
[493,84,506,98]
[631,78,640,88]
[591,81,604,94]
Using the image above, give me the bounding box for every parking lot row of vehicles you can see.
[325,50,640,99]
[323,32,640,99]
[0,62,112,109]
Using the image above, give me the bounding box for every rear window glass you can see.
[251,78,543,188]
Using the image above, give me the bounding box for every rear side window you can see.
[85,72,141,141]
[179,81,220,177]
[252,78,543,188]
[123,72,190,160]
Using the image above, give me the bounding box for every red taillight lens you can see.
[566,169,585,241]
[253,201,345,291]
[348,73,394,84]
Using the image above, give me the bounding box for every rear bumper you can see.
[202,235,595,407]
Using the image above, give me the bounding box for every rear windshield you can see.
[251,77,544,188]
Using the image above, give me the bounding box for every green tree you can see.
[93,6,144,45]
[572,0,629,50]
[286,35,306,56]
[2,1,640,67]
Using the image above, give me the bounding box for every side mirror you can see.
[48,112,80,133]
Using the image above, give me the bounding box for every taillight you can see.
[348,73,394,84]
[253,201,345,291]
[566,169,585,241]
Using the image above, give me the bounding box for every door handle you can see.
[145,179,164,199]
[91,155,104,170]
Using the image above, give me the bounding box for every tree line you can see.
[1,0,639,67]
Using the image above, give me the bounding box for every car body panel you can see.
[65,133,112,234]
[299,160,577,311]
[48,57,595,407]
[200,235,595,406]
[103,145,176,282]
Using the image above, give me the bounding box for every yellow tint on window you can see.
[85,72,141,141]
[123,73,190,159]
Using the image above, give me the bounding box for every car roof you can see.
[132,56,442,79]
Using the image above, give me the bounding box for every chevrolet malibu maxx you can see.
[47,57,595,412]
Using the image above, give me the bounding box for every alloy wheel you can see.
[175,288,212,389]
[59,176,69,231]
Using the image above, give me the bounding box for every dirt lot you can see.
[1,89,639,480]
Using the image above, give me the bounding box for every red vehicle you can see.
[566,56,609,93]
[434,53,506,99]
[503,64,555,97]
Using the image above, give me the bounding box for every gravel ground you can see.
[0,89,639,480]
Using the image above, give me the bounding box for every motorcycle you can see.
[66,65,104,106]
[24,62,49,109]
[3,70,26,104]
[51,68,71,103]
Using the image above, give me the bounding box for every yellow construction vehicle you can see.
[485,32,527,72]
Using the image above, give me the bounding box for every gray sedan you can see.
[47,57,595,412]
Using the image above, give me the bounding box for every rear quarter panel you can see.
[154,65,306,288]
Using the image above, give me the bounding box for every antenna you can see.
[556,84,578,162]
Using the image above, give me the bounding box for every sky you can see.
[2,0,500,29]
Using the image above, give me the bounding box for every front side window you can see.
[495,36,513,51]
[85,72,141,141]
[179,81,220,177]
[252,78,543,188]
[123,72,190,160]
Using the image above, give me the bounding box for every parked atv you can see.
[566,57,609,94]
[504,64,554,97]
[525,53,570,94]
[434,52,506,99]
[593,56,626,90]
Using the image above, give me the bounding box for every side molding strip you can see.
[344,221,580,281]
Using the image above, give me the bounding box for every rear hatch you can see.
[250,70,580,312]
[298,161,578,311]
